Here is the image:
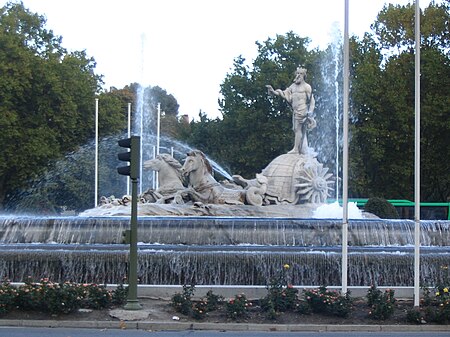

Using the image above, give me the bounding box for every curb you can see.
[1,320,450,332]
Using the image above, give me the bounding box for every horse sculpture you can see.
[142,154,186,203]
[180,150,246,205]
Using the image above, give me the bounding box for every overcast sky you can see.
[2,0,436,119]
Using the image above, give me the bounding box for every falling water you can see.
[0,216,449,286]
[327,23,343,201]
[131,34,232,194]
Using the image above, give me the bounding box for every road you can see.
[1,328,449,337]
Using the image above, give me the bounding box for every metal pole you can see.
[156,103,161,189]
[341,0,350,295]
[139,89,144,195]
[124,137,141,311]
[157,103,161,156]
[124,175,141,310]
[152,146,156,190]
[414,0,421,308]
[127,103,131,196]
[94,98,99,207]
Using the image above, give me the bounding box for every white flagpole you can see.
[156,103,161,189]
[127,103,131,196]
[414,0,421,307]
[94,98,99,207]
[341,0,350,295]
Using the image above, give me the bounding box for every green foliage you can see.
[417,266,450,324]
[79,283,112,310]
[0,280,18,315]
[0,2,101,206]
[303,286,353,318]
[225,293,250,320]
[12,277,124,315]
[372,2,450,52]
[261,264,298,318]
[170,285,224,320]
[111,283,128,306]
[171,285,195,316]
[366,285,396,320]
[205,289,224,311]
[350,2,450,201]
[364,197,399,219]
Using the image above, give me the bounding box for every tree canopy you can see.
[350,1,450,201]
[1,1,449,213]
[0,2,103,206]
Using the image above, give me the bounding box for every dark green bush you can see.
[205,290,224,311]
[14,278,124,315]
[80,284,112,310]
[111,283,128,306]
[225,294,251,319]
[367,285,396,320]
[304,286,353,317]
[171,285,224,320]
[261,264,298,318]
[0,280,18,315]
[171,285,195,316]
[364,197,399,219]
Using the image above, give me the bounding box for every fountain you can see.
[0,216,449,287]
[1,66,448,293]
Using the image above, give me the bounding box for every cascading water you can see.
[332,35,341,201]
[0,216,449,286]
[5,131,232,215]
[312,23,343,202]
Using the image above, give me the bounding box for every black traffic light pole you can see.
[117,136,142,310]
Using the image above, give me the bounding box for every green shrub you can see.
[304,286,353,317]
[225,294,251,319]
[80,284,112,309]
[42,281,81,314]
[171,285,195,316]
[171,286,225,320]
[260,264,298,318]
[15,277,46,311]
[423,286,450,324]
[0,280,18,315]
[205,290,224,311]
[367,285,396,320]
[15,278,123,315]
[406,307,423,324]
[191,300,208,320]
[111,283,128,306]
[364,197,399,219]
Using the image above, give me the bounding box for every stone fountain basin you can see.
[0,216,448,287]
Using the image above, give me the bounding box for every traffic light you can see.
[117,136,140,179]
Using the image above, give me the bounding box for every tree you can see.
[0,2,101,207]
[350,2,450,201]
